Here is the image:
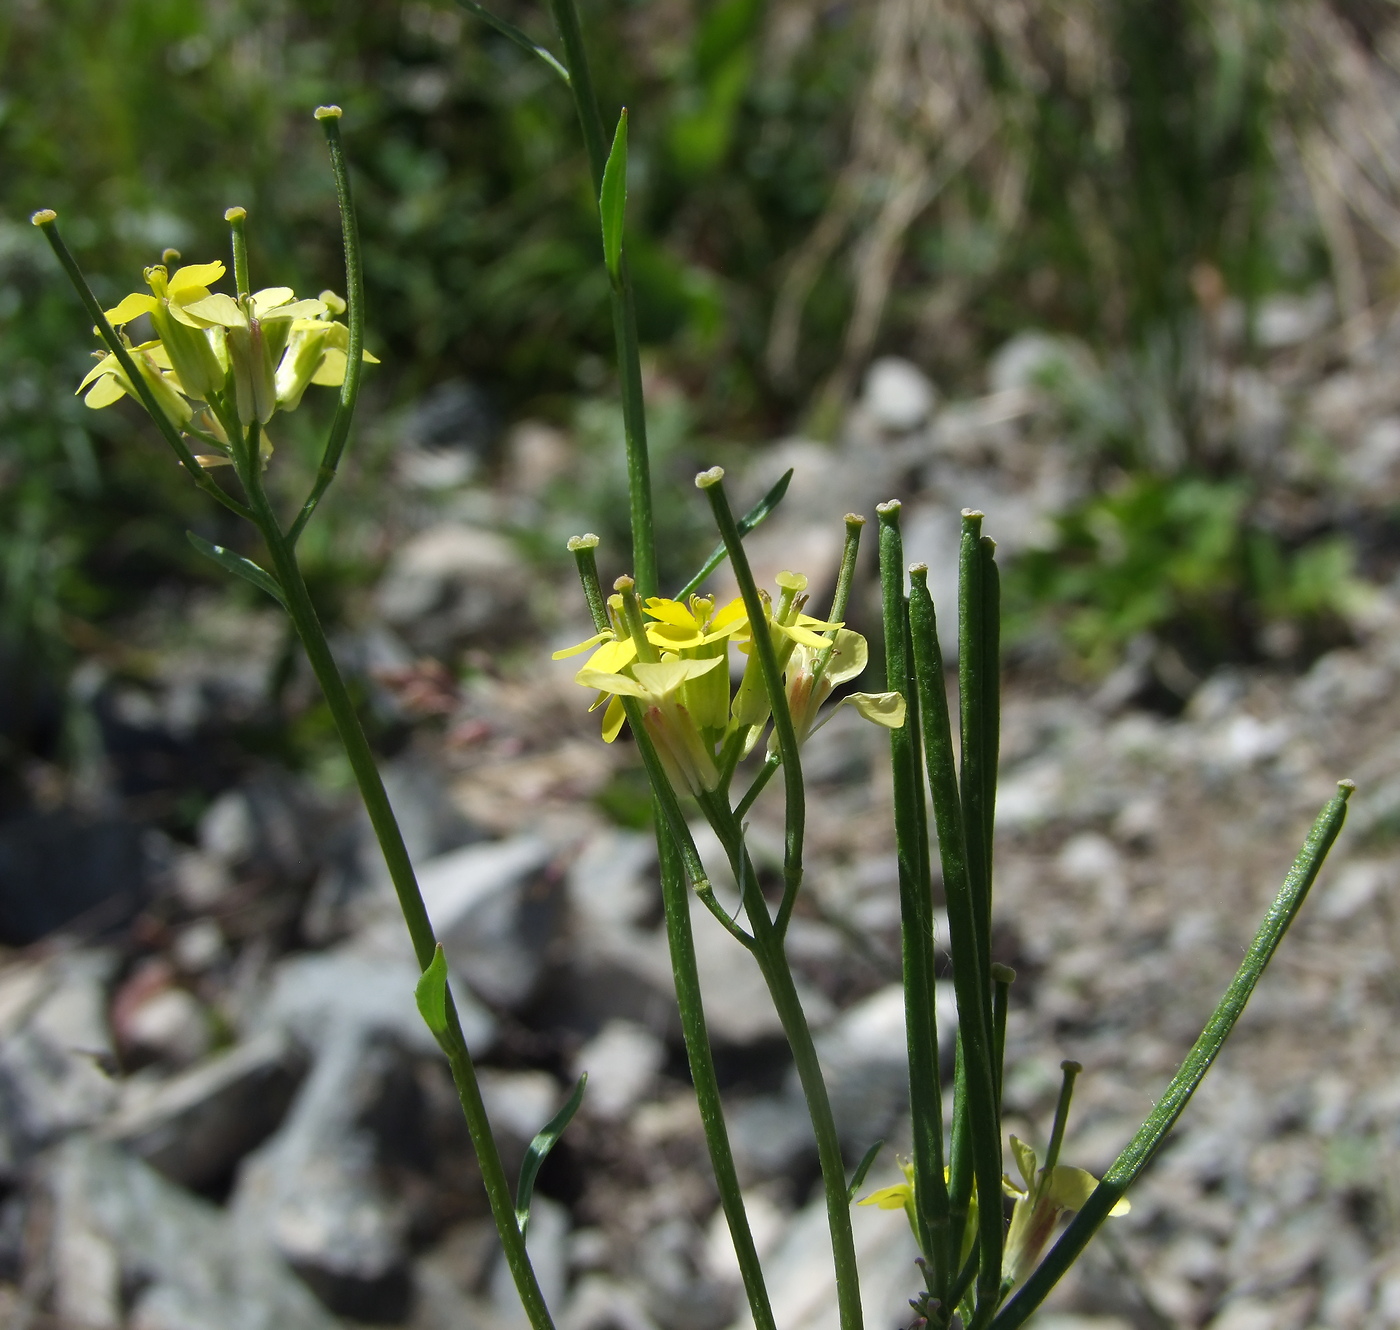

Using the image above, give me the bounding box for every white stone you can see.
[573,1020,665,1120]
[862,357,936,431]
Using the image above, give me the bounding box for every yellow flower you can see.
[77,338,192,428]
[181,286,331,424]
[1001,1135,1129,1289]
[105,261,229,402]
[859,1160,979,1267]
[576,656,727,795]
[781,627,906,746]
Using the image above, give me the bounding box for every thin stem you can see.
[875,505,947,1287]
[697,468,805,931]
[701,796,864,1330]
[735,753,781,822]
[33,211,254,522]
[656,825,778,1330]
[1042,1060,1080,1177]
[546,0,656,597]
[246,473,554,1330]
[990,782,1353,1329]
[289,107,367,545]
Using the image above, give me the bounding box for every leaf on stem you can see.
[600,109,629,281]
[674,467,794,600]
[453,0,572,84]
[414,944,451,1037]
[848,1139,885,1201]
[186,531,286,606]
[516,1074,587,1236]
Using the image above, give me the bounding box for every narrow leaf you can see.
[187,531,285,606]
[453,0,571,84]
[847,1139,885,1201]
[674,468,793,599]
[414,945,451,1038]
[516,1074,587,1236]
[600,109,629,280]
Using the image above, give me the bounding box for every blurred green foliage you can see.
[0,0,1370,793]
[1012,474,1363,680]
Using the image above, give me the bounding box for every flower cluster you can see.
[555,568,905,798]
[858,1137,1129,1290]
[77,255,376,465]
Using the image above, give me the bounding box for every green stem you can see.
[657,825,779,1330]
[735,753,781,822]
[246,475,554,1330]
[289,107,367,546]
[990,782,1353,1329]
[697,469,806,931]
[33,211,254,523]
[701,796,864,1330]
[547,0,656,597]
[875,506,947,1286]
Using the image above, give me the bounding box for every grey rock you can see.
[635,1216,735,1330]
[417,835,560,1010]
[0,950,119,1170]
[375,523,530,653]
[567,830,658,933]
[725,1094,815,1181]
[723,1174,919,1330]
[572,1020,665,1121]
[804,981,957,1150]
[49,1135,339,1330]
[259,946,494,1056]
[562,1275,662,1330]
[233,1024,420,1322]
[103,1030,306,1189]
[862,357,936,432]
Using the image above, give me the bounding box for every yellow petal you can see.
[710,598,748,630]
[857,1184,912,1210]
[1011,1136,1038,1192]
[182,293,246,328]
[778,621,837,650]
[823,629,868,686]
[168,261,226,296]
[583,638,637,675]
[576,668,647,698]
[362,347,381,364]
[259,298,328,322]
[843,691,906,728]
[601,694,627,743]
[552,631,615,660]
[631,656,724,696]
[643,598,700,631]
[1044,1165,1112,1214]
[310,348,347,386]
[84,374,127,408]
[105,292,157,326]
[250,286,296,315]
[78,353,120,391]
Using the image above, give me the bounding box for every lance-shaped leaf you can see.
[600,110,629,280]
[414,944,451,1040]
[674,467,793,600]
[847,1139,885,1202]
[187,531,286,606]
[516,1074,587,1235]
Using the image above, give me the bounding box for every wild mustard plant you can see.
[35,4,1356,1329]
